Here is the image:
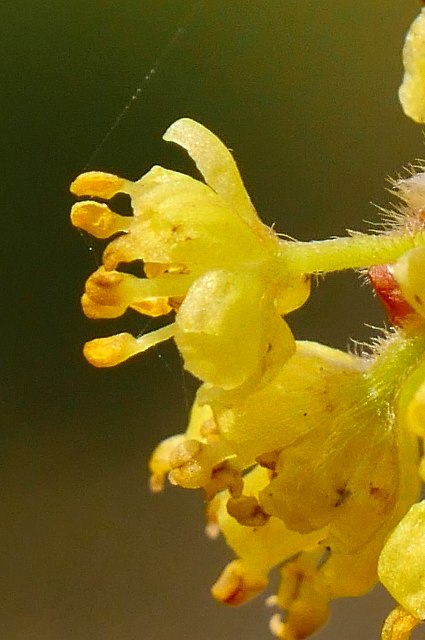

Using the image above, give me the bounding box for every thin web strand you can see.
[77,1,205,400]
[83,0,205,171]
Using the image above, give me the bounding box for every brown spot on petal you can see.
[414,293,423,307]
[369,483,390,505]
[334,484,351,508]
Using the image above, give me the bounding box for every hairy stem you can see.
[280,231,425,275]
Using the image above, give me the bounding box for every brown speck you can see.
[369,483,390,503]
[222,576,247,606]
[334,484,351,507]
[255,449,280,470]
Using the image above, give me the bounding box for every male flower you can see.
[71,119,309,391]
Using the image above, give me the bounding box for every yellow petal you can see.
[378,500,425,620]
[215,341,363,465]
[174,269,294,389]
[407,378,425,438]
[399,8,425,123]
[392,247,425,320]
[213,466,326,576]
[163,118,269,236]
[102,166,268,271]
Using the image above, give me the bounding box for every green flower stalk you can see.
[71,6,425,640]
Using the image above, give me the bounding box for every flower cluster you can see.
[71,8,425,640]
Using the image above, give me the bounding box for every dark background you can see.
[1,1,423,638]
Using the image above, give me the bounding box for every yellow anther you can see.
[70,171,128,199]
[83,324,175,368]
[70,201,130,238]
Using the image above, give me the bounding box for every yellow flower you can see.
[149,334,425,639]
[71,118,309,390]
[67,1,425,636]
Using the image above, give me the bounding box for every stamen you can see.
[211,559,267,606]
[83,324,176,367]
[82,267,192,319]
[70,171,129,199]
[71,201,131,239]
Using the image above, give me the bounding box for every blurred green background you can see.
[1,1,423,638]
